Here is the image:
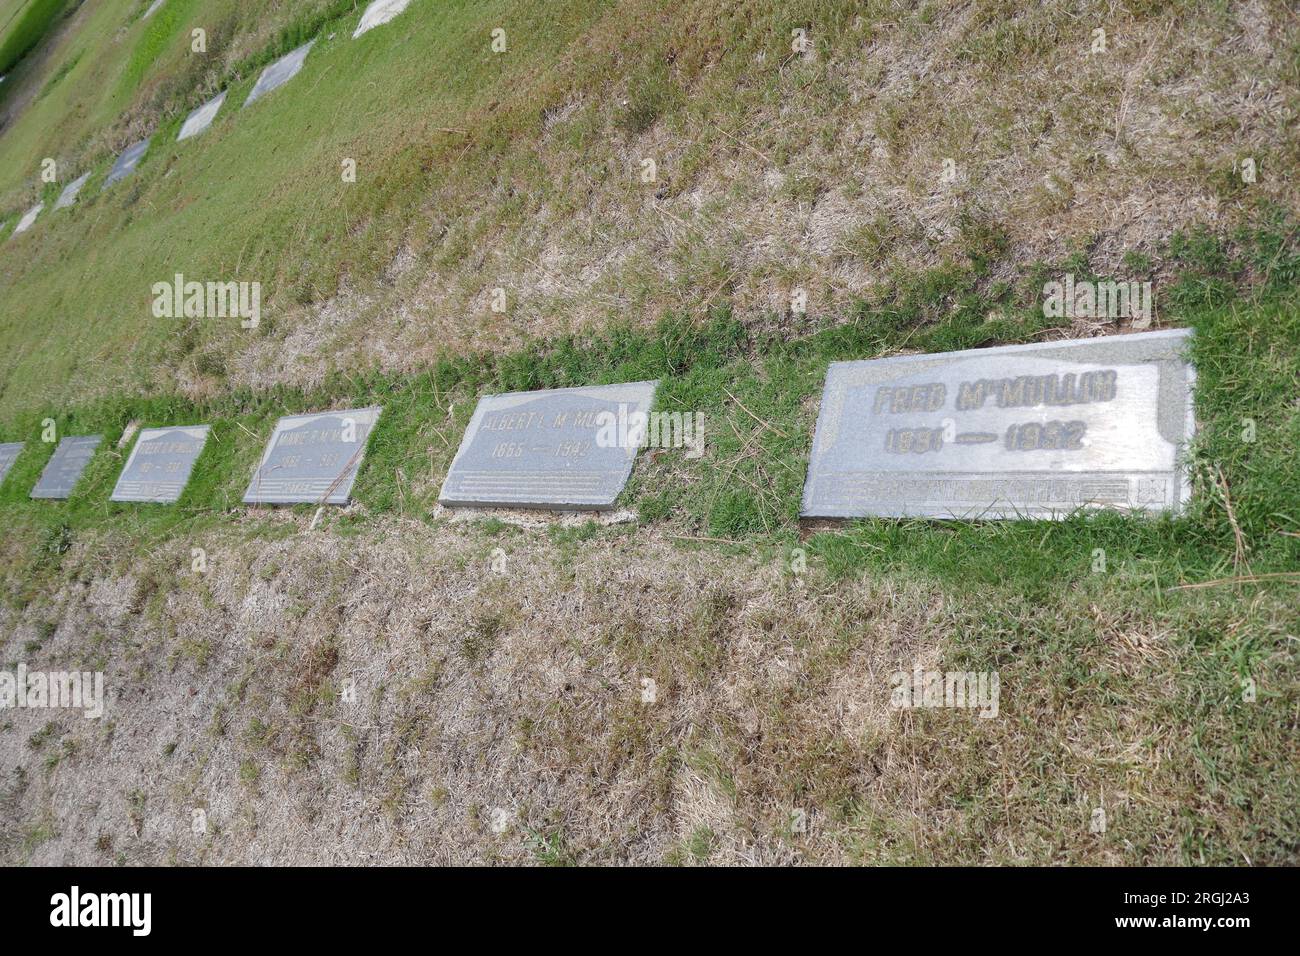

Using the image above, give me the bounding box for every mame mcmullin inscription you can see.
[802,330,1195,519]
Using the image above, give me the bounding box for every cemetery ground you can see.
[0,219,1296,864]
[0,1,1295,864]
[0,1,1296,418]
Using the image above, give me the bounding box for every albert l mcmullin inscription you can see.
[111,425,211,503]
[244,408,380,505]
[802,329,1195,519]
[439,381,659,510]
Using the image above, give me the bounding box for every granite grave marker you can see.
[439,381,659,510]
[10,202,41,237]
[244,407,380,505]
[102,138,151,190]
[801,329,1196,520]
[111,425,210,503]
[0,442,23,486]
[54,172,91,210]
[244,41,314,108]
[177,91,226,141]
[31,435,102,500]
[354,0,414,38]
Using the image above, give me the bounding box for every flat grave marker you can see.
[354,0,414,38]
[244,41,314,108]
[31,435,103,500]
[103,138,151,190]
[439,380,659,510]
[244,407,380,505]
[177,91,226,141]
[0,442,24,486]
[54,172,91,210]
[10,202,42,237]
[111,425,210,503]
[801,329,1196,520]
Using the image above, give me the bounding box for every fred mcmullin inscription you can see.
[802,329,1195,519]
[111,426,210,503]
[439,381,659,510]
[243,407,380,505]
[31,435,103,500]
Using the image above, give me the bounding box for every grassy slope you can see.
[0,1,1295,864]
[0,0,1295,420]
[0,220,1296,865]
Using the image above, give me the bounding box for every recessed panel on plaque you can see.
[0,442,24,486]
[802,329,1195,520]
[243,407,380,505]
[31,435,102,500]
[111,425,210,503]
[244,41,314,107]
[439,380,659,511]
[177,91,226,141]
[103,138,150,190]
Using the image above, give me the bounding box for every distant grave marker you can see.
[354,0,414,38]
[244,41,315,108]
[177,91,226,141]
[111,425,210,503]
[801,329,1196,520]
[439,381,660,510]
[142,0,165,20]
[54,172,91,210]
[102,138,151,190]
[9,202,41,237]
[31,435,102,500]
[0,442,24,486]
[243,407,380,505]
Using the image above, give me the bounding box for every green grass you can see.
[0,211,1295,607]
[0,0,69,76]
[0,1,1294,865]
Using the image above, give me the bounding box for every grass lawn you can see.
[0,0,1294,865]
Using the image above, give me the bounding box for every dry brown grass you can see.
[0,514,1293,865]
[228,0,1300,395]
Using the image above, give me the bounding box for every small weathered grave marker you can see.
[243,41,315,108]
[439,381,659,510]
[102,138,151,190]
[31,435,102,500]
[177,91,227,141]
[243,407,380,505]
[111,425,211,503]
[54,172,91,210]
[0,442,24,486]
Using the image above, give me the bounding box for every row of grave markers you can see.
[0,329,1197,519]
[8,0,415,238]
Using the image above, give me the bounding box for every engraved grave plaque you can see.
[439,381,660,510]
[10,202,41,237]
[243,407,380,505]
[31,435,102,499]
[0,442,23,486]
[244,41,314,108]
[802,329,1195,520]
[111,425,210,503]
[103,138,150,190]
[178,91,226,141]
[54,172,91,210]
[354,0,413,38]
